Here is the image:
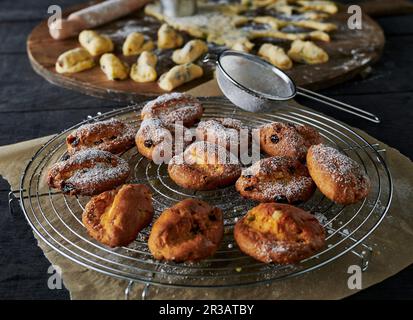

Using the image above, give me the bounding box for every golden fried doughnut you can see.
[307,144,371,204]
[195,118,250,152]
[236,156,315,204]
[47,149,130,196]
[148,199,223,262]
[259,122,322,161]
[168,141,242,190]
[66,119,136,155]
[234,203,325,264]
[82,184,153,247]
[141,93,203,127]
[136,118,193,162]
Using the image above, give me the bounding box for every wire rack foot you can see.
[124,281,151,300]
[351,244,373,272]
[8,190,19,216]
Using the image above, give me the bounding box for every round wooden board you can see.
[27,2,385,102]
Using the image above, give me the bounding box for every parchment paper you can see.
[1,92,412,300]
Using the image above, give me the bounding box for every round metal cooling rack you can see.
[19,97,392,288]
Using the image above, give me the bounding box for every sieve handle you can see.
[297,87,381,124]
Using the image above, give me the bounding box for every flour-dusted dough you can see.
[298,1,338,14]
[122,32,154,56]
[158,63,203,91]
[157,24,184,49]
[79,30,114,56]
[55,48,95,74]
[130,51,157,83]
[258,44,293,70]
[288,39,329,64]
[100,53,129,80]
[172,40,208,64]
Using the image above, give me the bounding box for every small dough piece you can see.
[130,51,158,83]
[172,40,208,64]
[298,1,338,14]
[309,30,330,42]
[55,48,95,74]
[307,144,371,204]
[288,39,328,64]
[158,63,203,91]
[122,32,155,56]
[99,53,129,80]
[157,23,184,49]
[252,16,288,30]
[292,20,337,32]
[231,40,255,52]
[82,184,154,247]
[258,44,293,70]
[250,29,306,41]
[79,30,114,56]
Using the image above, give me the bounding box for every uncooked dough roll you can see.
[172,40,208,64]
[157,24,184,50]
[55,47,95,73]
[258,43,293,70]
[79,30,114,56]
[158,63,203,91]
[130,51,158,83]
[100,53,129,80]
[122,32,154,56]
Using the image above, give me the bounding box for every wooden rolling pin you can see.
[49,0,152,40]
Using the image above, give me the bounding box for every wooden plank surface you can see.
[0,0,412,300]
[27,2,385,100]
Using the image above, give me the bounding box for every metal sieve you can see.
[205,50,380,123]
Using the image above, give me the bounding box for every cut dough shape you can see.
[55,48,95,74]
[79,30,114,56]
[158,63,203,91]
[258,43,293,70]
[172,40,208,64]
[130,51,157,83]
[100,53,129,80]
[288,39,329,64]
[157,23,184,49]
[122,32,154,56]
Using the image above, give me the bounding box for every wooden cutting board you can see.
[27,1,385,102]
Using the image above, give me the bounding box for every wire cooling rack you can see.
[15,97,392,294]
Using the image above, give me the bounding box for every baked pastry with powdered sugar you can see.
[66,118,136,155]
[140,93,203,127]
[136,118,193,162]
[195,118,250,152]
[307,144,371,204]
[168,141,242,191]
[236,156,315,204]
[47,149,130,196]
[259,122,322,161]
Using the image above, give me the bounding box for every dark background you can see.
[0,0,412,299]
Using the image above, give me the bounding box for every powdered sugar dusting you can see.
[310,144,370,189]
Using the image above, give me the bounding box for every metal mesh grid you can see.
[19,97,392,288]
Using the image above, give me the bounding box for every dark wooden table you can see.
[0,0,412,300]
